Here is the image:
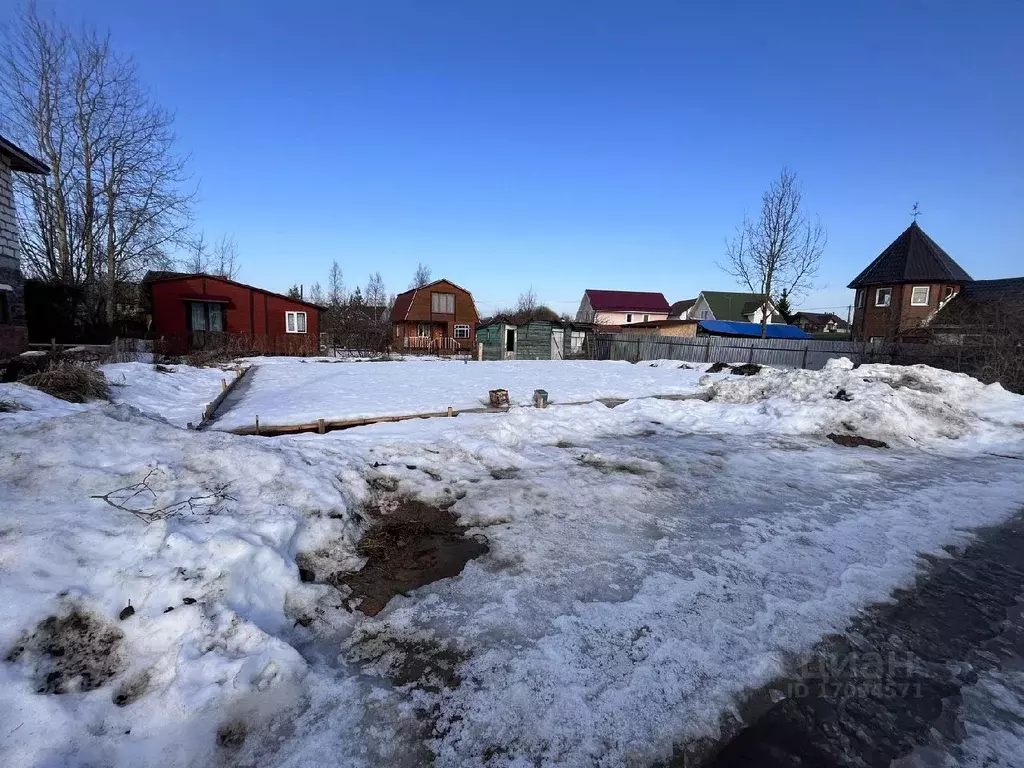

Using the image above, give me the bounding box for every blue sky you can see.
[8,1,1023,316]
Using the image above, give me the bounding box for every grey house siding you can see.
[0,152,28,355]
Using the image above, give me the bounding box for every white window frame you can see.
[625,313,633,323]
[643,314,650,322]
[875,287,892,307]
[453,324,470,339]
[417,322,431,338]
[910,286,930,306]
[855,289,865,308]
[285,311,307,334]
[700,309,710,320]
[431,292,455,314]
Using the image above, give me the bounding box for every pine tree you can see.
[776,291,795,324]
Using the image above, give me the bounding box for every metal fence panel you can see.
[597,332,973,374]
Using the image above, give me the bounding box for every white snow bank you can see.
[0,382,95,428]
[697,360,1024,446]
[0,408,363,767]
[102,362,234,427]
[213,359,710,429]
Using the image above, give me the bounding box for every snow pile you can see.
[0,381,95,428]
[696,358,1024,445]
[102,362,235,427]
[0,408,363,767]
[213,358,709,429]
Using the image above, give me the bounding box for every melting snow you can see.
[0,359,1022,766]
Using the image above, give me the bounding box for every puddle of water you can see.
[329,496,489,617]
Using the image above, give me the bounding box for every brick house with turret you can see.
[848,222,972,342]
[0,135,49,357]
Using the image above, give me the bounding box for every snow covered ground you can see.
[1,361,1023,767]
[1,362,232,431]
[212,358,716,430]
[102,363,234,428]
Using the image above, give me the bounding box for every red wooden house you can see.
[390,279,480,353]
[146,272,324,355]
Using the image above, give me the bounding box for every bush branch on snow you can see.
[91,468,234,523]
[21,361,110,402]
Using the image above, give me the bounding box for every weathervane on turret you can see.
[911,202,921,222]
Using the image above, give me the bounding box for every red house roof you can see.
[145,272,327,310]
[584,289,671,313]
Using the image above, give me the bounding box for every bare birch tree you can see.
[2,5,193,326]
[327,260,345,305]
[181,232,240,279]
[723,168,826,337]
[410,262,431,289]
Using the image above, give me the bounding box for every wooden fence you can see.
[596,333,972,372]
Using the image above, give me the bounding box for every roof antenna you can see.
[910,202,921,222]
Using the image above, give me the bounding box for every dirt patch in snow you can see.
[706,362,762,376]
[5,609,126,693]
[325,497,489,617]
[827,433,889,449]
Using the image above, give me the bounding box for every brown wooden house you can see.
[390,278,480,352]
[848,222,972,342]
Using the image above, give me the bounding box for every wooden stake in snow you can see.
[221,378,228,392]
[317,418,326,434]
[447,406,454,417]
[255,415,260,436]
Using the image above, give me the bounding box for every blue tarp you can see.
[698,320,811,340]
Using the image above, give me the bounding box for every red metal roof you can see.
[584,289,670,313]
[145,272,326,310]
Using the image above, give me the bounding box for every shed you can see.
[147,272,325,355]
[477,318,590,360]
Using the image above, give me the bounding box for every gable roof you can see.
[145,271,327,310]
[793,311,850,329]
[699,291,770,322]
[0,134,49,174]
[668,298,696,318]
[390,278,478,322]
[848,222,972,288]
[584,289,670,313]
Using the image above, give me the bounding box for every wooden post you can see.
[317,418,326,434]
[801,343,810,369]
[221,378,228,392]
[748,343,755,363]
[477,342,483,361]
[447,406,454,417]
[255,415,260,436]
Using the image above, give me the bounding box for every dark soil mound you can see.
[729,363,762,376]
[5,609,125,693]
[827,433,888,449]
[706,362,731,374]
